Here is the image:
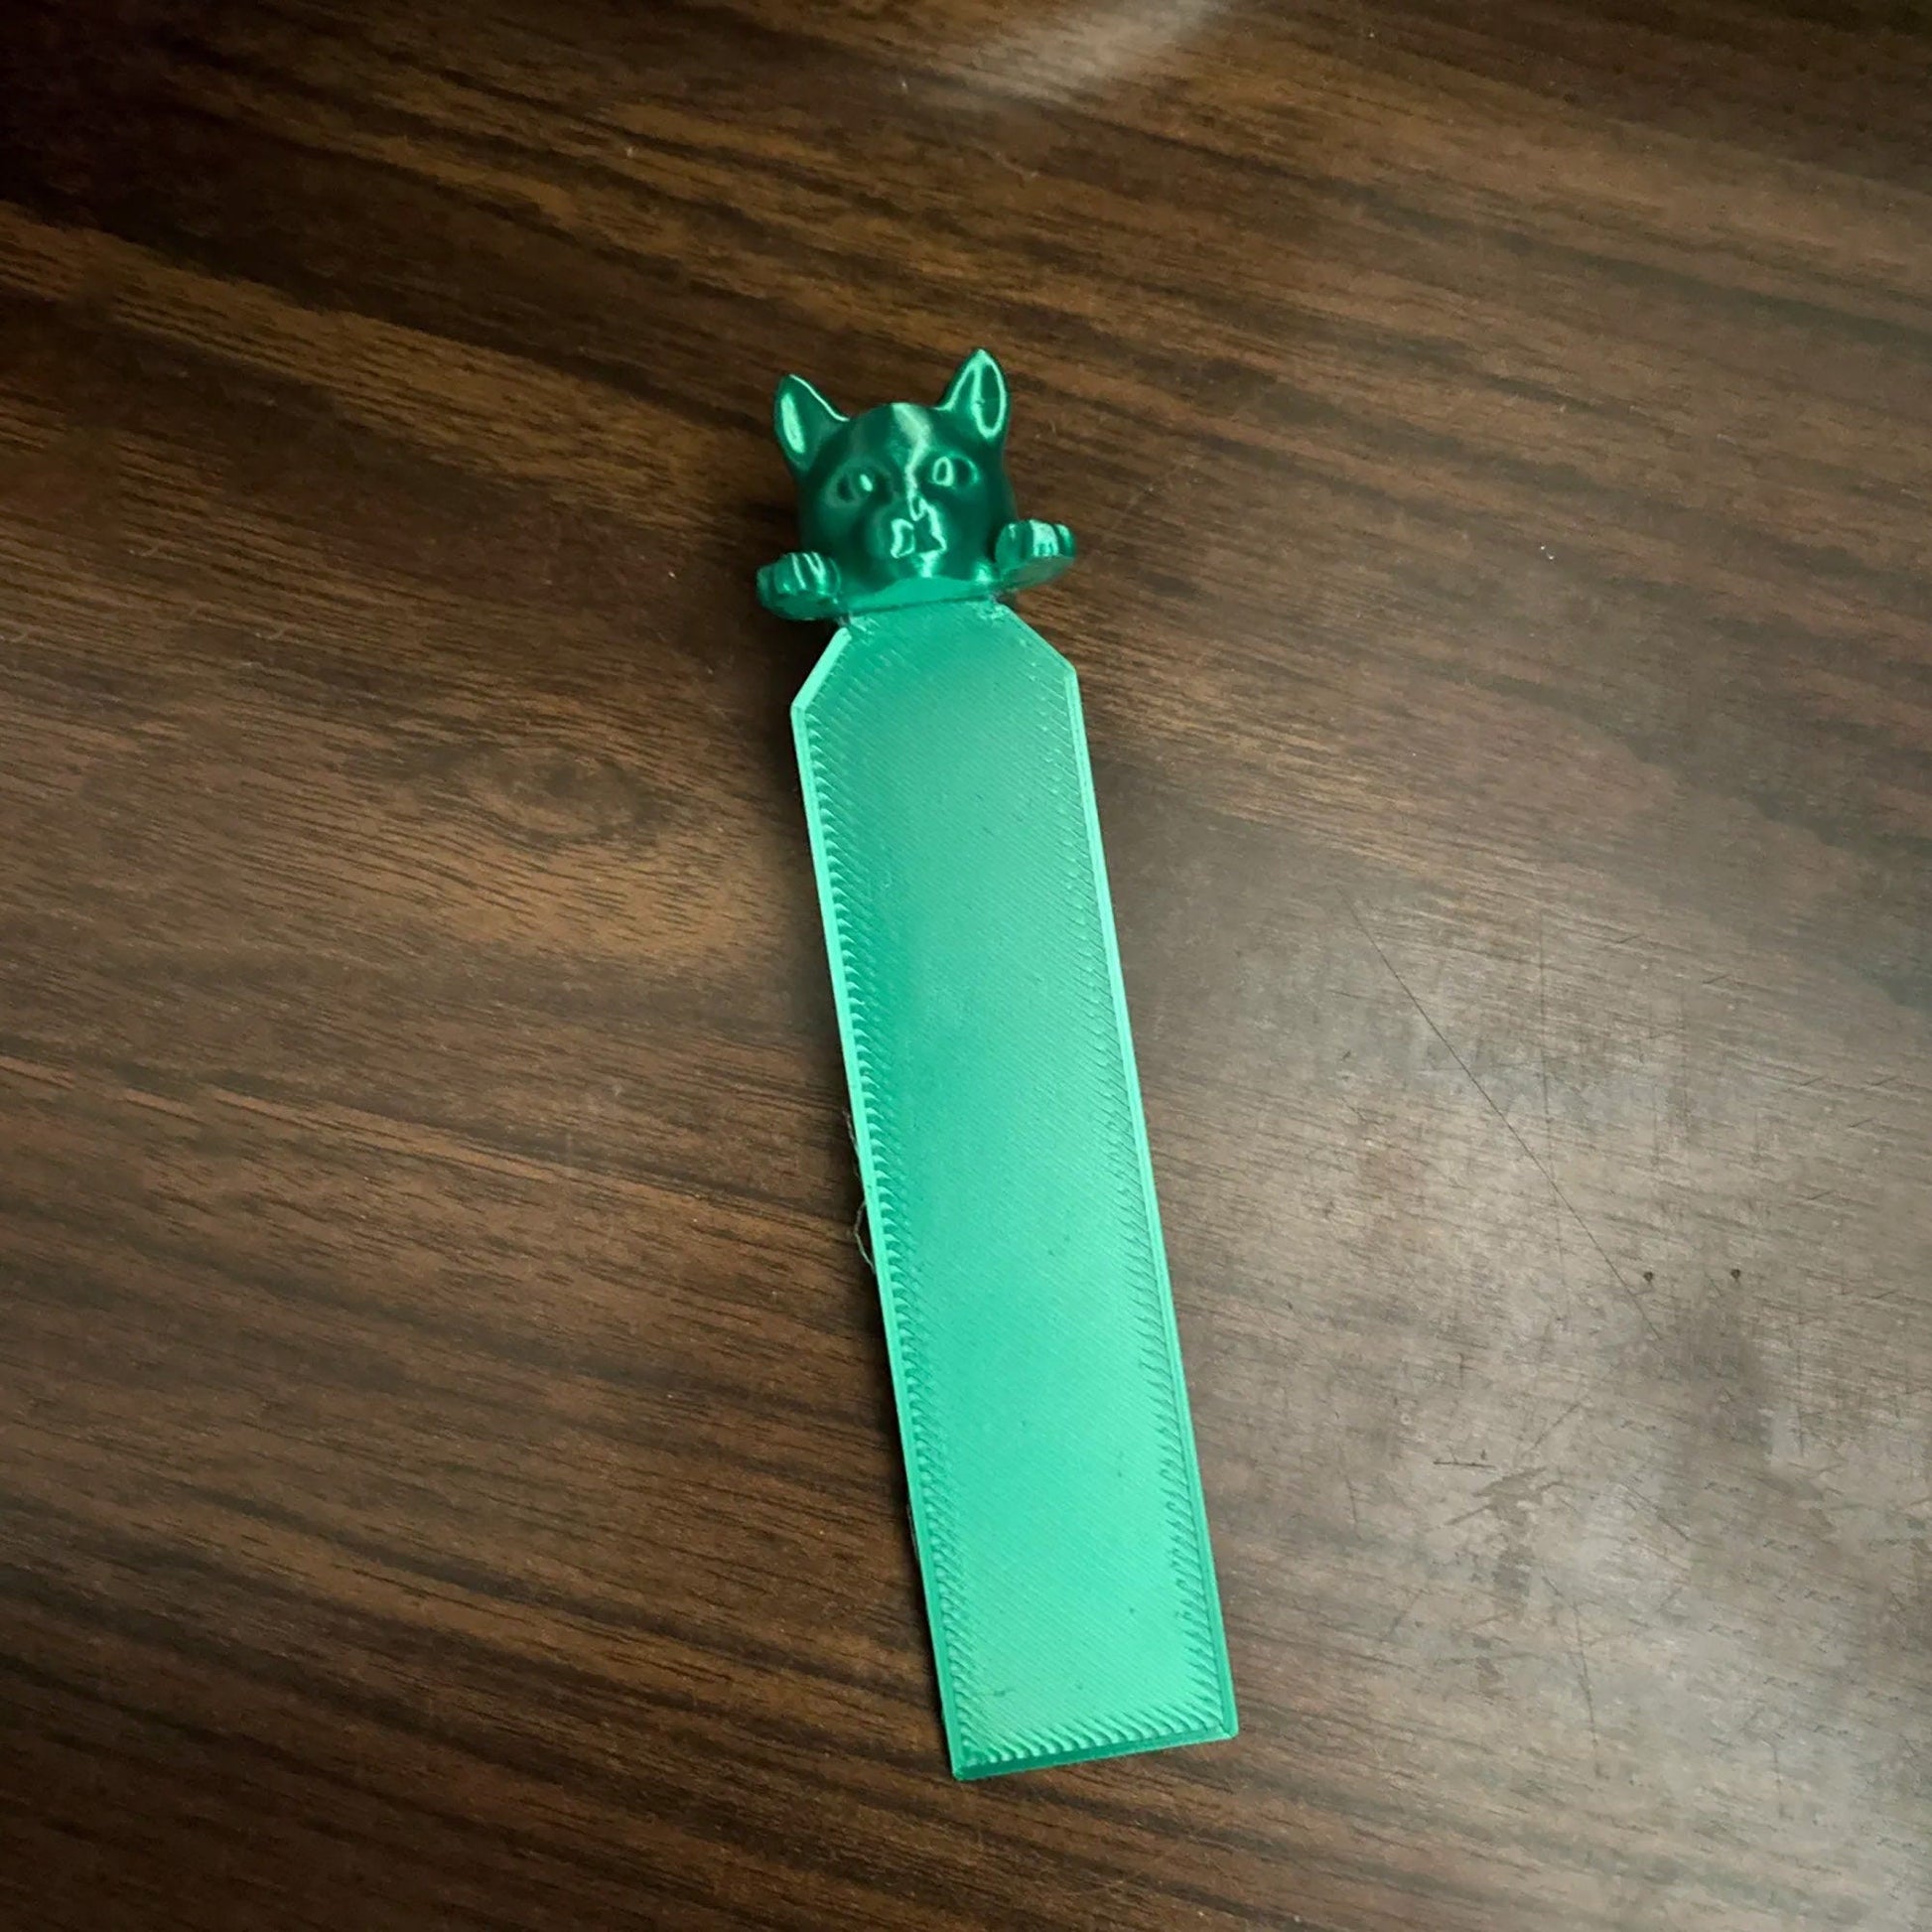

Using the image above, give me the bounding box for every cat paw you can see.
[758,550,842,620]
[995,519,1077,590]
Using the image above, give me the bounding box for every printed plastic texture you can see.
[764,352,1237,1778]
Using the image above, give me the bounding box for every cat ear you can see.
[937,348,1009,445]
[772,374,846,475]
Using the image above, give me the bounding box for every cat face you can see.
[774,350,1019,599]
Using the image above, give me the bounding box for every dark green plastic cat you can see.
[758,348,1076,621]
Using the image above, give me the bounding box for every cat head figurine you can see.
[776,349,1016,600]
[760,350,1074,621]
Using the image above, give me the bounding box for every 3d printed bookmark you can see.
[759,350,1236,1779]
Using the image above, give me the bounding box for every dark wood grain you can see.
[3,2,1929,1926]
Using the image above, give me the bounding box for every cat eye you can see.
[927,455,977,490]
[831,467,880,506]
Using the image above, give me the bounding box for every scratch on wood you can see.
[1344,899,1661,1342]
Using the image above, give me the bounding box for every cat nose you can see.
[888,514,931,558]
[884,495,945,559]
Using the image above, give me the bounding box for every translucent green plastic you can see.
[762,352,1236,1778]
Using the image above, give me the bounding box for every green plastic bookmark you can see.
[759,350,1236,1779]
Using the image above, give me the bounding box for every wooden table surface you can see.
[3,3,1930,1927]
